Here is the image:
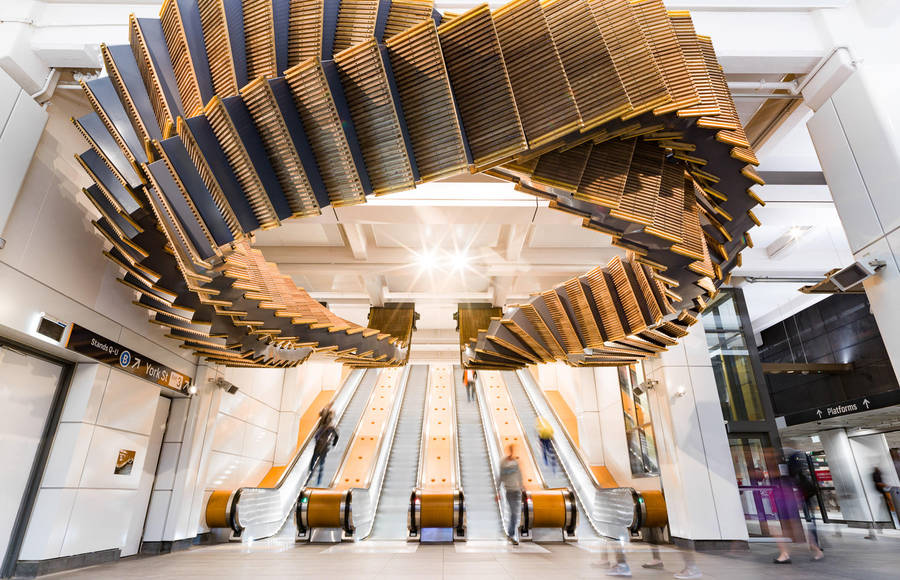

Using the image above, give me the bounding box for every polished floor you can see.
[44,525,899,580]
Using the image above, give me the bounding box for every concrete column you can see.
[820,429,899,524]
[805,2,900,384]
[643,325,748,544]
[143,363,223,548]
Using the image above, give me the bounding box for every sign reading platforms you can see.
[782,390,900,426]
[65,323,192,392]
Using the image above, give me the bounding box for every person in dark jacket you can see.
[309,422,338,486]
[774,450,824,563]
[318,402,335,430]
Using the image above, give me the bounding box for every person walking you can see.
[536,416,556,473]
[499,444,523,545]
[309,421,338,486]
[789,451,823,554]
[773,450,823,563]
[318,402,335,430]
[465,369,477,402]
[868,466,889,539]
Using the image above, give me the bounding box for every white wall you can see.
[274,361,345,464]
[19,364,167,560]
[0,88,195,377]
[0,67,47,237]
[593,366,662,493]
[535,362,605,467]
[144,364,222,544]
[202,368,284,498]
[530,361,662,492]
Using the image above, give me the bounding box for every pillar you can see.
[819,429,899,525]
[643,324,748,545]
[142,363,223,550]
[804,1,900,384]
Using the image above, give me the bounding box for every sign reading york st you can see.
[65,323,192,392]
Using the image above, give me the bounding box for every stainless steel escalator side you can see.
[369,364,429,540]
[351,364,412,540]
[453,367,503,540]
[472,372,549,540]
[231,368,370,540]
[513,369,637,540]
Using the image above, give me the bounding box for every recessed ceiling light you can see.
[766,225,813,258]
[414,250,437,271]
[450,251,469,271]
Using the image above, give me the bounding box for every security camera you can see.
[210,377,239,395]
[635,379,659,396]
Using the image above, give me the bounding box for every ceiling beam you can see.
[501,224,531,262]
[756,171,827,185]
[362,275,385,307]
[491,276,515,307]
[340,223,368,260]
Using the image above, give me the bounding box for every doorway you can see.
[729,434,786,538]
[0,339,72,578]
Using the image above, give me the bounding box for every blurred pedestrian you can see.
[499,444,523,545]
[867,467,888,539]
[603,538,632,577]
[318,402,335,431]
[536,416,556,473]
[773,449,823,563]
[309,421,338,486]
[787,451,822,553]
[465,369,477,402]
[638,527,702,578]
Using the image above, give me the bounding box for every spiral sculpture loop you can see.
[73,0,762,368]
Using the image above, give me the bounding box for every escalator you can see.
[475,371,577,540]
[305,369,380,489]
[297,366,410,541]
[407,365,465,541]
[502,370,603,541]
[453,367,504,540]
[511,369,666,540]
[205,367,372,540]
[369,365,429,539]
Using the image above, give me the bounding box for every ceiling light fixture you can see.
[414,250,438,271]
[766,225,813,258]
[450,251,469,271]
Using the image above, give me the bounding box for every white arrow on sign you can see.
[863,398,871,409]
[816,409,823,418]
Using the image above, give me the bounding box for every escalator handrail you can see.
[231,368,367,535]
[514,369,607,491]
[515,368,640,535]
[413,367,431,490]
[472,373,515,540]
